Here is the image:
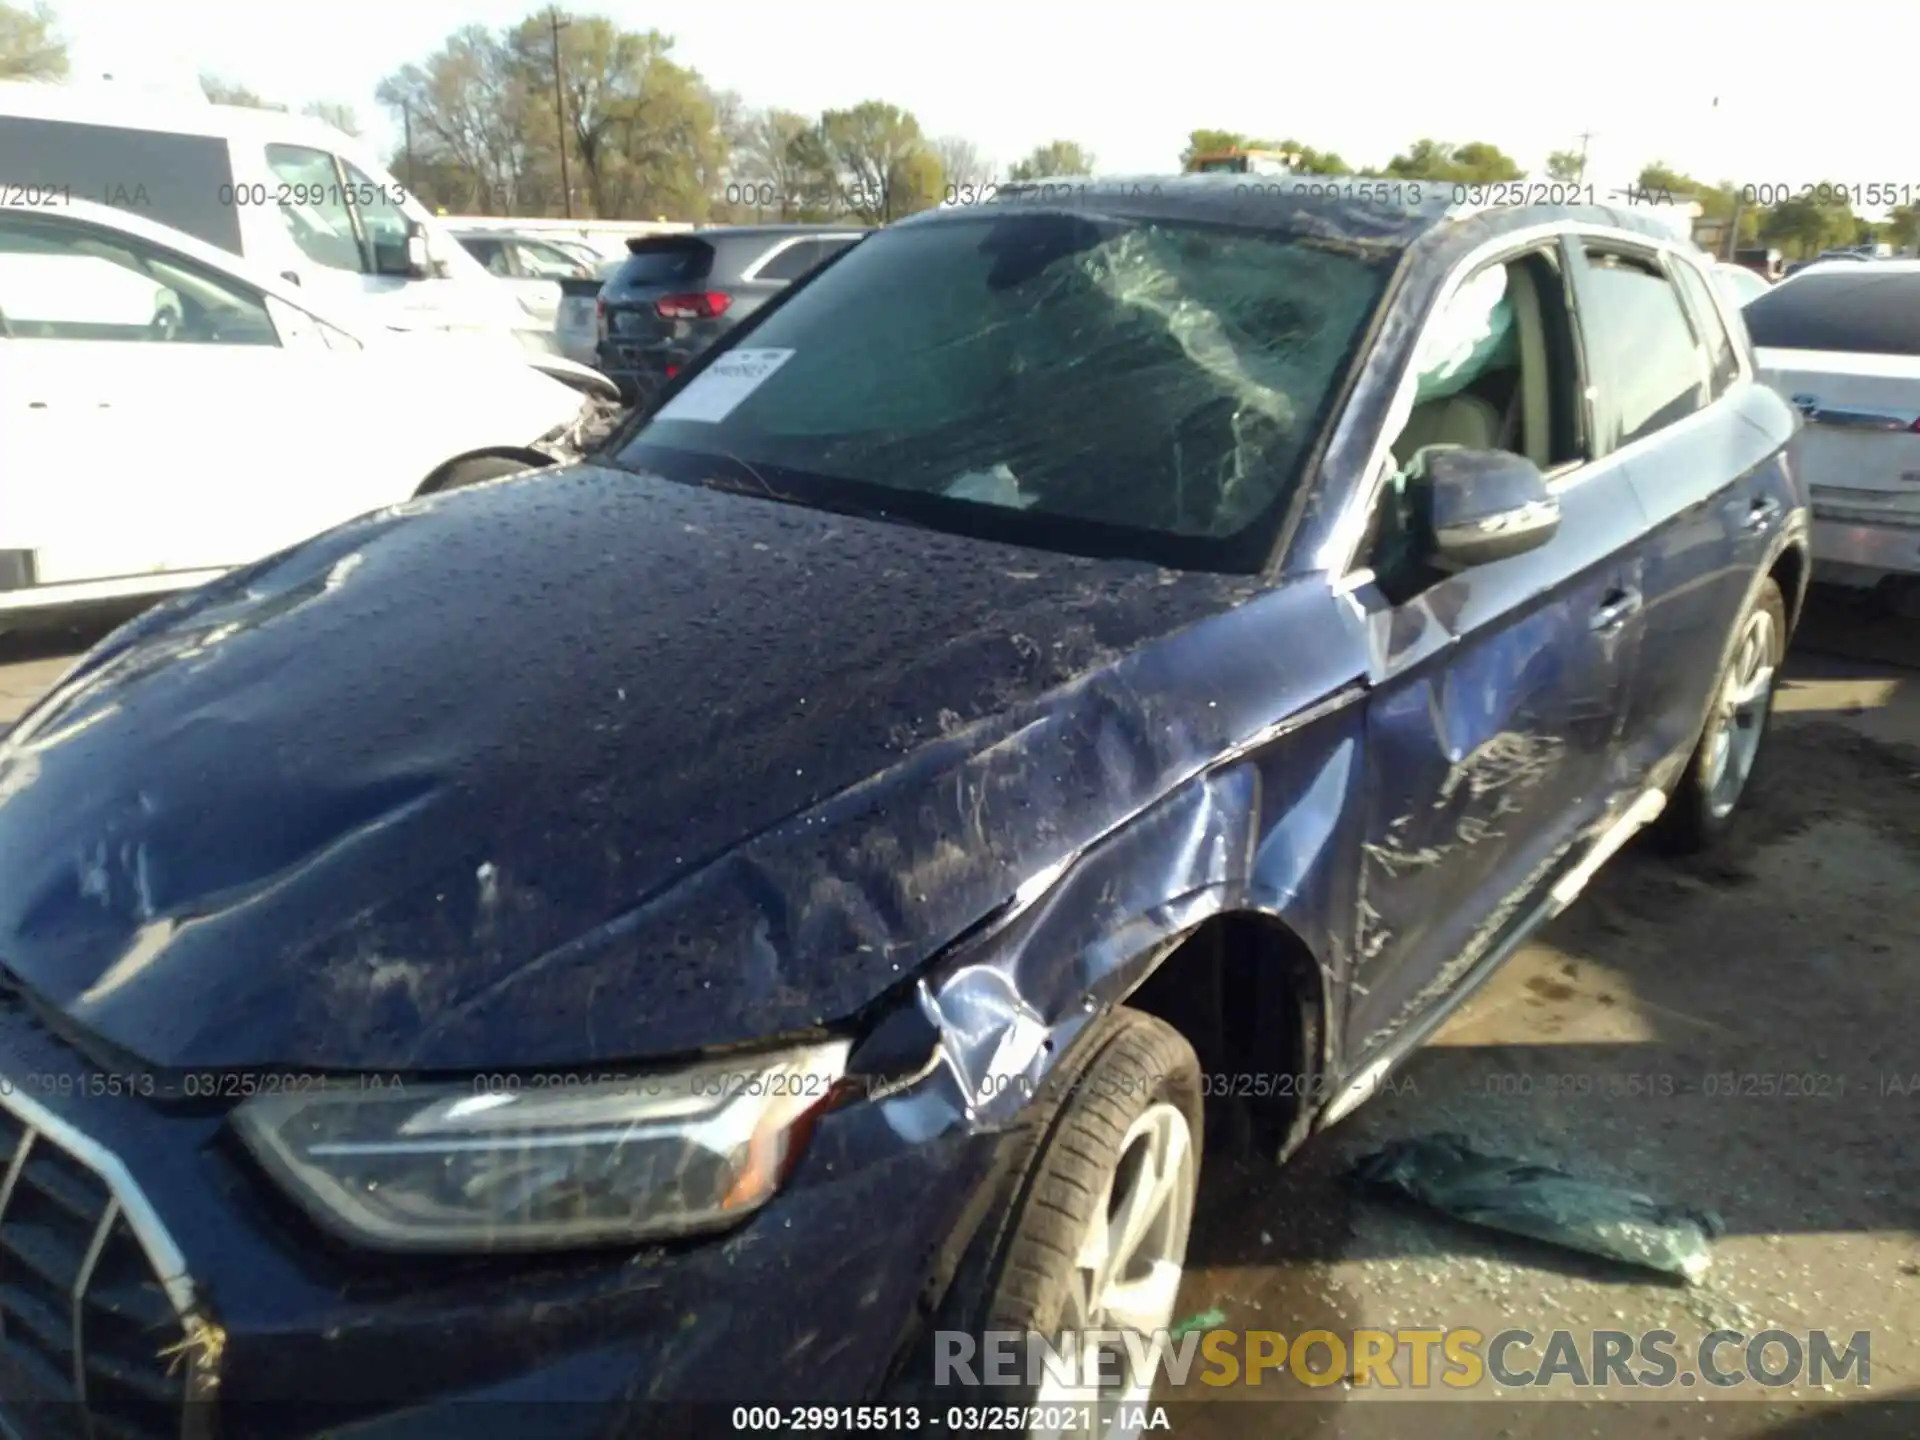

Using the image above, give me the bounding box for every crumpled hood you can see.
[0,465,1253,1072]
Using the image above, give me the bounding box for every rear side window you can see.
[614,240,714,288]
[1574,245,1707,446]
[264,144,362,273]
[461,236,509,274]
[1744,271,1920,357]
[1668,259,1741,396]
[0,212,278,346]
[758,237,859,282]
[0,117,242,254]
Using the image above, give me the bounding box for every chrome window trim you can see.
[1320,221,1749,580]
[739,232,864,284]
[0,1080,221,1424]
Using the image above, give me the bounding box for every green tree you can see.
[0,0,65,79]
[502,13,724,221]
[1177,129,1344,173]
[796,101,942,223]
[1545,148,1584,182]
[1887,204,1919,252]
[1179,129,1246,168]
[1385,139,1523,182]
[1761,194,1855,258]
[1006,139,1094,180]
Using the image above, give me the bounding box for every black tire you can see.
[934,1008,1203,1420]
[425,455,543,495]
[1654,576,1787,854]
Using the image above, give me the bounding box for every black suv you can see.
[595,224,864,403]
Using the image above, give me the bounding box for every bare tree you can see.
[303,101,362,138]
[1007,140,1094,180]
[733,107,816,218]
[200,73,286,109]
[934,135,993,193]
[377,27,533,214]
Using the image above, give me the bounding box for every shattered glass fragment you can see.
[1350,1133,1722,1283]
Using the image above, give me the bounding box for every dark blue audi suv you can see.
[0,177,1807,1438]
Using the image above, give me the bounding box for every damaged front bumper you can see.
[0,998,1006,1438]
[534,394,631,467]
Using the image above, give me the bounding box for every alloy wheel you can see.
[1703,605,1778,820]
[1031,1102,1197,1440]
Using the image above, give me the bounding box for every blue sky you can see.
[49,0,1918,211]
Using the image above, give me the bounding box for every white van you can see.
[0,82,561,358]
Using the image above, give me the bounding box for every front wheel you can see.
[1655,576,1786,853]
[965,1010,1203,1439]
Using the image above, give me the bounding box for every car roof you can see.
[0,81,356,151]
[894,173,1688,252]
[1783,258,1920,280]
[687,223,868,238]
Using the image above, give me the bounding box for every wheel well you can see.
[1123,912,1327,1156]
[414,448,554,497]
[1769,543,1809,632]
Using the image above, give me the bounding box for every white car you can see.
[1748,260,1920,589]
[0,197,619,625]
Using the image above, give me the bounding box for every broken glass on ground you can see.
[1349,1133,1722,1283]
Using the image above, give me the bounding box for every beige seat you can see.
[1392,256,1556,467]
[1396,391,1503,455]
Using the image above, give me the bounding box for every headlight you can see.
[232,1041,850,1252]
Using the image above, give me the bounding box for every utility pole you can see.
[549,7,573,218]
[1575,131,1594,184]
[401,101,416,197]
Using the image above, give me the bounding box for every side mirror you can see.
[405,224,431,279]
[375,222,433,279]
[1421,446,1560,570]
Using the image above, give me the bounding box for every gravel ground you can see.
[3,587,1916,1437]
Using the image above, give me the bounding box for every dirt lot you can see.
[2,589,1916,1437]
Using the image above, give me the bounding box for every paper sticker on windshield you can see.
[652,348,795,423]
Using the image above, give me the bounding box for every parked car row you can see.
[1,195,619,626]
[0,177,1817,1435]
[445,218,872,396]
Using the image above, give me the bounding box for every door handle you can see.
[1590,587,1643,632]
[1743,498,1780,531]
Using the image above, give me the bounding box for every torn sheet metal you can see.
[1351,1134,1722,1282]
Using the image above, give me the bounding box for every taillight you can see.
[665,366,680,378]
[1910,416,1920,433]
[655,291,731,320]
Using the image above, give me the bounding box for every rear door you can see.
[1565,237,1777,780]
[1746,269,1920,573]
